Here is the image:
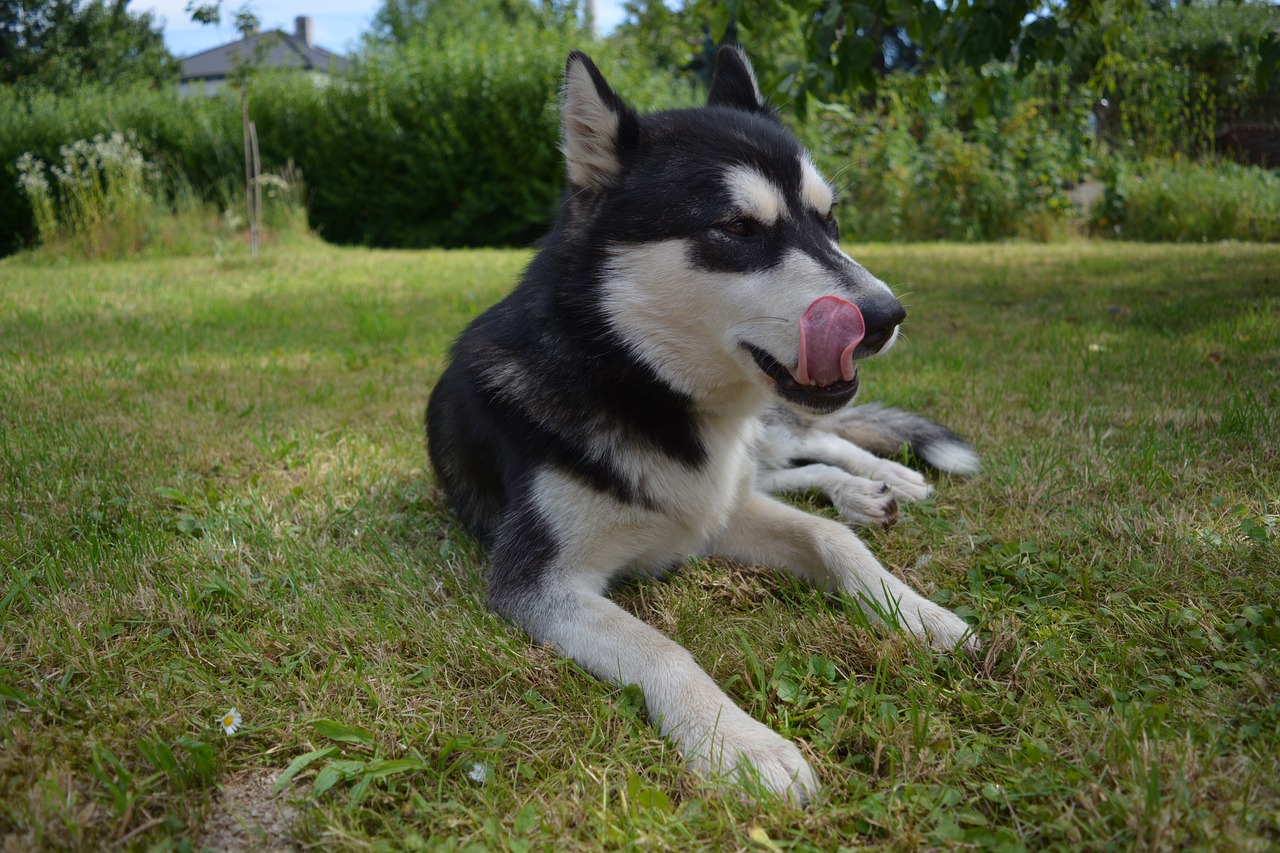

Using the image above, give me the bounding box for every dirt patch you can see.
[199,768,298,851]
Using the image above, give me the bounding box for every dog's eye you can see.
[821,208,840,238]
[719,218,752,237]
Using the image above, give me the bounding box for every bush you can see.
[11,125,309,260]
[16,131,159,259]
[1083,2,1280,159]
[0,84,242,256]
[249,28,696,248]
[803,65,1097,241]
[1092,158,1280,242]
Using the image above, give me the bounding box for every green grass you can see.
[1,241,1278,851]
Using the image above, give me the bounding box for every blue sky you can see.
[140,0,630,58]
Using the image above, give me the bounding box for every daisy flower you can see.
[220,707,243,735]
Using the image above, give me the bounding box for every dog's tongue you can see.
[794,296,865,387]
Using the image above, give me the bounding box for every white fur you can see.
[921,441,982,475]
[754,425,936,526]
[800,155,834,216]
[725,165,788,224]
[520,412,972,804]
[601,243,891,413]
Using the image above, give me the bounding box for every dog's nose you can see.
[859,296,906,353]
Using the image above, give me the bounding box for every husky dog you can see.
[757,403,980,527]
[426,47,976,804]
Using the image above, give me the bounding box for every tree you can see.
[693,0,1280,116]
[0,0,176,91]
[368,0,581,43]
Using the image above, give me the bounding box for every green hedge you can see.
[4,31,1277,255]
[1,28,696,257]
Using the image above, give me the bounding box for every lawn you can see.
[1,240,1278,851]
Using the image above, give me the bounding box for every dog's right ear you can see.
[707,45,770,115]
[561,51,640,192]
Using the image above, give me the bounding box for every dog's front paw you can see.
[688,712,819,805]
[871,460,933,503]
[829,477,899,527]
[906,602,979,654]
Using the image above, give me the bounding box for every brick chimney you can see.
[295,16,313,47]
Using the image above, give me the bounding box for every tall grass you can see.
[13,131,310,260]
[16,132,158,259]
[1093,158,1280,242]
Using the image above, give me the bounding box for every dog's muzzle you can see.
[744,342,860,414]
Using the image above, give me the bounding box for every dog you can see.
[426,46,976,804]
[757,403,980,527]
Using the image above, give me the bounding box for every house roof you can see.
[180,30,349,81]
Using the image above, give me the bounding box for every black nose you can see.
[860,296,906,354]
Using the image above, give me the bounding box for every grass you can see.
[1,240,1277,851]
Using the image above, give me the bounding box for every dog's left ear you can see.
[561,51,640,192]
[707,45,770,115]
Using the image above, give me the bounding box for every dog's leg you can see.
[788,432,933,502]
[756,463,899,527]
[487,506,819,804]
[706,491,976,652]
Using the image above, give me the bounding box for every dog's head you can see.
[559,48,904,416]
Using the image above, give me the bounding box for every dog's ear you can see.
[561,51,640,191]
[707,45,770,115]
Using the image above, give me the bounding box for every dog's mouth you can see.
[741,295,866,414]
[744,343,860,413]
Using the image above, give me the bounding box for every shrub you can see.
[12,129,309,260]
[804,65,1097,241]
[0,83,241,255]
[1092,158,1280,242]
[248,29,695,248]
[16,131,159,259]
[1,30,695,257]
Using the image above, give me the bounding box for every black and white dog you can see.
[426,47,976,803]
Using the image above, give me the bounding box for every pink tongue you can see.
[795,296,865,387]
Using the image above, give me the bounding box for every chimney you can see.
[295,16,313,47]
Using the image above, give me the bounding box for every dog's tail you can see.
[825,404,981,475]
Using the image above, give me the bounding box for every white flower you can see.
[466,762,489,784]
[220,707,243,735]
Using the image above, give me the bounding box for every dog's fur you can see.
[426,47,976,803]
[757,403,980,527]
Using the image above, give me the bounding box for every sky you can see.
[139,0,630,59]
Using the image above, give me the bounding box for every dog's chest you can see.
[531,416,759,577]
[630,415,758,555]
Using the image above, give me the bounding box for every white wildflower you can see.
[220,707,243,735]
